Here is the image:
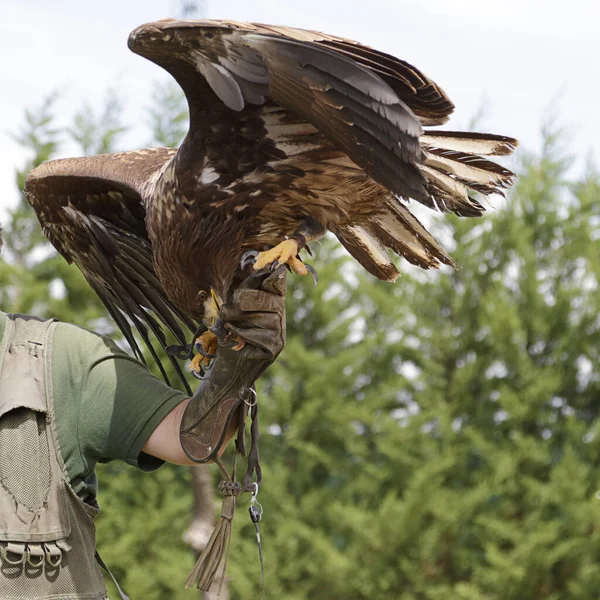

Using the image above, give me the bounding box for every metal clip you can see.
[241,387,258,408]
[2,543,27,566]
[248,482,265,598]
[249,482,263,523]
[44,543,63,568]
[26,544,45,568]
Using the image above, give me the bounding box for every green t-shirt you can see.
[0,312,188,505]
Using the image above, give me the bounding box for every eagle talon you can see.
[191,360,213,380]
[189,330,218,378]
[191,366,205,380]
[194,340,216,360]
[305,263,318,286]
[240,250,259,271]
[190,359,207,380]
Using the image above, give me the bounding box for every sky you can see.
[0,0,598,222]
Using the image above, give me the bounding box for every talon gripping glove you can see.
[180,266,286,463]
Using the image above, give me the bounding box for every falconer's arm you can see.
[142,267,287,466]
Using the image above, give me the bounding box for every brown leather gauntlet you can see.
[179,266,286,463]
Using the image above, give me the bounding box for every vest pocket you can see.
[0,405,71,545]
[0,407,50,511]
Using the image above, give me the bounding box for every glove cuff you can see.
[179,342,270,463]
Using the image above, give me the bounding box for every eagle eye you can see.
[197,290,208,302]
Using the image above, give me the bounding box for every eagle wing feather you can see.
[25,148,196,393]
[126,19,517,278]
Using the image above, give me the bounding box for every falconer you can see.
[0,226,287,600]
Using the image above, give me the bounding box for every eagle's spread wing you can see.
[129,20,517,279]
[25,148,196,394]
[130,20,449,205]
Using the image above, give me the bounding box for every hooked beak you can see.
[211,288,221,311]
[202,288,222,327]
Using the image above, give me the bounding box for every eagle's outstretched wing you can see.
[129,20,517,279]
[129,19,452,205]
[25,148,196,394]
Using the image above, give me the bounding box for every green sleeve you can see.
[52,322,188,476]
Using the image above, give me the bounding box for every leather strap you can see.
[95,550,130,600]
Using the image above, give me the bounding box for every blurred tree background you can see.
[2,50,600,600]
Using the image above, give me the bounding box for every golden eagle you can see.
[25,19,517,390]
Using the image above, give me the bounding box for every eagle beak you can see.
[202,288,222,328]
[200,288,222,328]
[211,288,221,311]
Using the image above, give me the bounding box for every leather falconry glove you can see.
[180,266,286,464]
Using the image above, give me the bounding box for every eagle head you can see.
[128,19,210,60]
[127,20,181,59]
[159,249,241,331]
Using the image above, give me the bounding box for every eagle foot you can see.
[189,328,247,379]
[241,240,318,285]
[254,239,303,273]
[189,330,218,379]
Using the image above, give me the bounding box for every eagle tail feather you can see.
[335,195,456,281]
[421,130,518,156]
[335,224,400,282]
[419,131,518,217]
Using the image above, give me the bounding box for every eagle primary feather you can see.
[25,19,518,387]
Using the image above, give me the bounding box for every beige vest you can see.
[0,314,108,600]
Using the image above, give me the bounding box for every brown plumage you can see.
[25,19,518,388]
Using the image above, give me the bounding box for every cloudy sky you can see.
[0,0,597,221]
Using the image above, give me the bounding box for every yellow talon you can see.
[253,239,308,276]
[189,352,207,374]
[287,255,308,276]
[188,330,218,373]
[231,335,246,351]
[189,329,247,376]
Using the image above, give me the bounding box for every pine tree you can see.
[0,93,108,323]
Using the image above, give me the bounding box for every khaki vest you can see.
[0,314,108,600]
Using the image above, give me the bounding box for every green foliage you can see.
[97,462,197,600]
[0,93,107,323]
[3,88,600,600]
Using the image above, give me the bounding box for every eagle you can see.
[25,19,517,391]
